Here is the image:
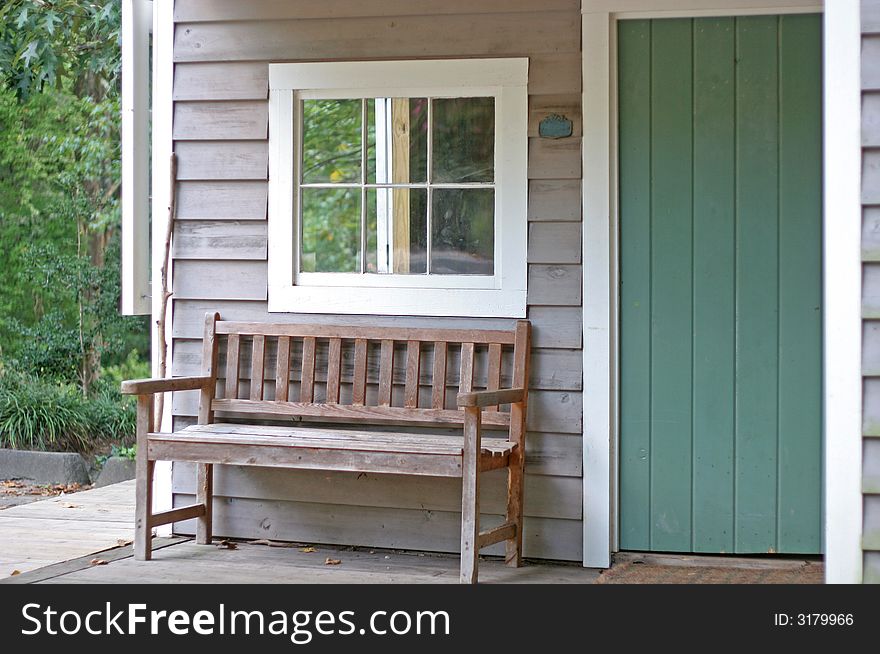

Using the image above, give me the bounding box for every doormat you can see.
[596,560,824,584]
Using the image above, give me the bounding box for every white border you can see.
[823,0,863,584]
[121,0,152,315]
[267,59,529,318]
[581,0,833,570]
[150,0,175,529]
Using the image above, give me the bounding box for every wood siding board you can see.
[174,62,269,100]
[175,141,268,181]
[528,94,582,137]
[528,223,582,264]
[735,16,781,553]
[862,36,880,91]
[691,16,736,554]
[170,494,582,561]
[527,265,582,306]
[864,93,880,147]
[176,181,268,221]
[776,14,823,554]
[173,14,580,63]
[864,320,880,376]
[864,150,880,204]
[528,138,582,180]
[528,180,582,222]
[528,53,582,95]
[864,495,880,550]
[618,19,653,551]
[865,379,880,436]
[173,220,267,260]
[173,261,267,300]
[865,552,880,583]
[863,207,880,262]
[528,306,582,349]
[173,100,269,141]
[174,0,580,22]
[865,438,880,494]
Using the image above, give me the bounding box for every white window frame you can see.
[268,59,529,318]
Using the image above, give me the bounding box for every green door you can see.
[618,15,822,554]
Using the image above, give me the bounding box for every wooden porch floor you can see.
[0,480,597,584]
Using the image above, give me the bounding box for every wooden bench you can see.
[122,313,531,583]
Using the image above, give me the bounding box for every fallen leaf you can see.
[90,559,109,566]
[300,546,316,553]
[324,557,342,566]
[10,569,20,576]
[216,539,238,550]
[58,502,81,509]
[116,539,132,547]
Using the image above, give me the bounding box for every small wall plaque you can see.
[539,113,573,139]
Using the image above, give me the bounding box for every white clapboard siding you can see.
[175,141,268,180]
[171,494,583,561]
[173,14,581,63]
[865,496,880,551]
[172,463,582,520]
[176,181,268,220]
[173,221,268,260]
[174,101,269,140]
[174,62,269,100]
[528,138,582,180]
[865,438,880,494]
[863,264,880,318]
[864,379,880,436]
[527,265,582,306]
[865,150,880,204]
[168,0,584,560]
[864,207,880,261]
[864,321,880,376]
[174,0,580,22]
[528,94,582,137]
[528,223,582,264]
[864,36,880,91]
[528,180,582,222]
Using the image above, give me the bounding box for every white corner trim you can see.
[121,0,152,315]
[582,11,613,569]
[150,0,175,530]
[823,0,863,585]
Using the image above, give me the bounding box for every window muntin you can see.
[297,96,496,277]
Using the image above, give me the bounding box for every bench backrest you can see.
[196,313,530,435]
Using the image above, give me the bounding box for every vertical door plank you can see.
[275,336,291,402]
[776,13,822,553]
[404,341,421,408]
[249,335,265,401]
[352,338,368,405]
[649,17,694,553]
[378,340,395,406]
[692,17,736,554]
[300,336,317,402]
[735,15,780,553]
[225,333,241,400]
[326,338,342,404]
[617,19,653,552]
[431,341,448,409]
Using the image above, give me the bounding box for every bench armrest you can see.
[456,387,525,408]
[121,376,213,395]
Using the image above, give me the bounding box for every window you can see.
[268,59,528,317]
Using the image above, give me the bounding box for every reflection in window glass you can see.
[431,188,494,275]
[301,187,361,272]
[432,97,495,183]
[367,98,428,184]
[366,188,427,274]
[301,99,362,184]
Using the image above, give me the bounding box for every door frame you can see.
[581,0,863,582]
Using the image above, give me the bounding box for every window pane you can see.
[432,97,494,183]
[302,99,362,184]
[301,188,361,272]
[431,188,494,274]
[366,188,427,274]
[367,98,428,184]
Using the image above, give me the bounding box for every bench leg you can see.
[134,395,153,561]
[460,406,481,584]
[505,449,525,567]
[196,463,213,545]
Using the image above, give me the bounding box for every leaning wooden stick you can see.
[154,152,178,428]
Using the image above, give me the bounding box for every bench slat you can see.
[486,343,503,412]
[210,399,511,427]
[326,337,342,403]
[249,335,266,401]
[378,339,394,406]
[404,340,420,408]
[224,333,240,399]
[275,335,291,402]
[459,343,475,394]
[215,321,516,345]
[431,341,447,409]
[352,338,368,405]
[300,336,316,402]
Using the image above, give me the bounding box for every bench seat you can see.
[148,423,516,477]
